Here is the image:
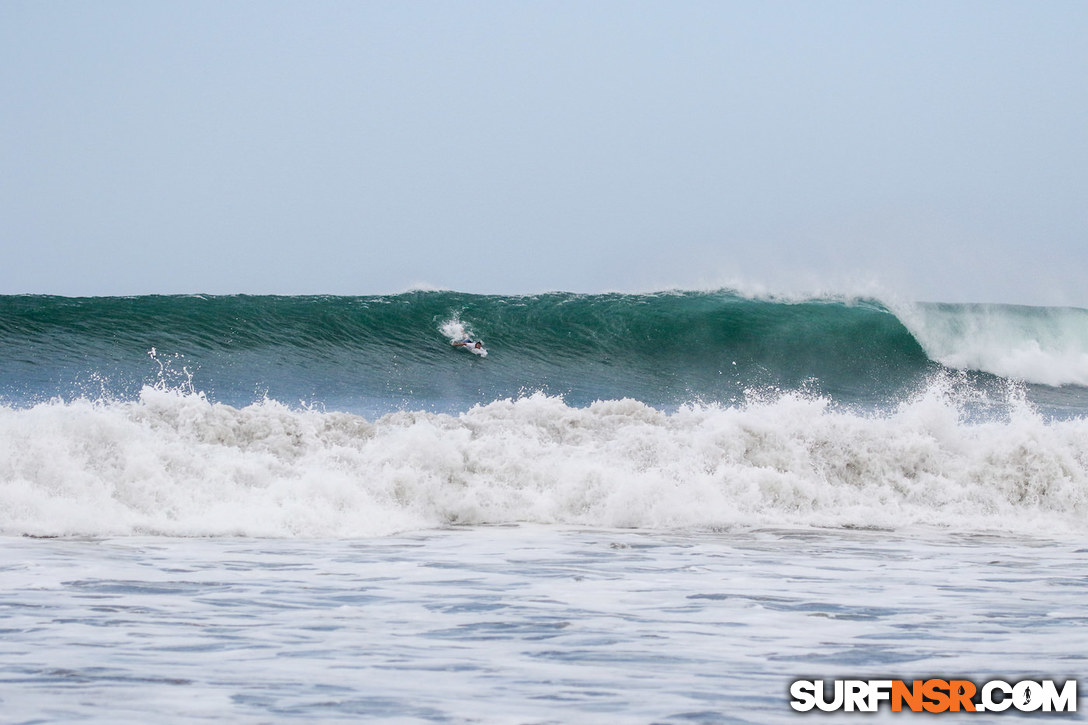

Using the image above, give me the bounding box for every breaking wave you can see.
[2,383,1085,539]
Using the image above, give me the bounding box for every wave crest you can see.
[2,385,1086,539]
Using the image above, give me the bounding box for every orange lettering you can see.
[892,680,924,712]
[948,680,977,712]
[922,679,951,713]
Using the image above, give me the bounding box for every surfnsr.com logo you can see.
[790,679,1078,713]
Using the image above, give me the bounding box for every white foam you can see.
[1,386,1086,538]
[895,302,1088,386]
[439,317,469,341]
[440,316,485,353]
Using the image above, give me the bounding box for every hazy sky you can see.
[2,1,1085,304]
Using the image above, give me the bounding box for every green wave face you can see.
[0,291,942,413]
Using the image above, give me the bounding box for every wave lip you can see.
[896,302,1088,387]
[2,292,1087,417]
[2,386,1086,539]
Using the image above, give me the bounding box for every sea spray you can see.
[2,383,1085,538]
[894,301,1088,386]
[3,294,1084,725]
[7,291,1087,416]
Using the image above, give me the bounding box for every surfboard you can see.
[452,339,487,357]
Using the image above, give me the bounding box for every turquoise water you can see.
[2,528,1085,723]
[1,290,1087,721]
[3,291,1087,416]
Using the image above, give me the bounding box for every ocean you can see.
[1,290,1086,722]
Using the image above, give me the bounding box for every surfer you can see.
[452,339,484,351]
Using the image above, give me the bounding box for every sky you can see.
[1,1,1085,304]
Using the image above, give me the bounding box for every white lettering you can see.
[815,680,844,712]
[844,680,870,712]
[867,679,893,711]
[789,680,816,712]
[982,680,1013,712]
[790,676,1077,713]
[1041,680,1077,712]
[1014,680,1044,712]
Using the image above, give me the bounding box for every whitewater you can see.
[1,290,1086,722]
[3,385,1087,539]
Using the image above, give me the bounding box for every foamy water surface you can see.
[3,385,1087,540]
[1,527,1085,723]
[3,292,1088,722]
